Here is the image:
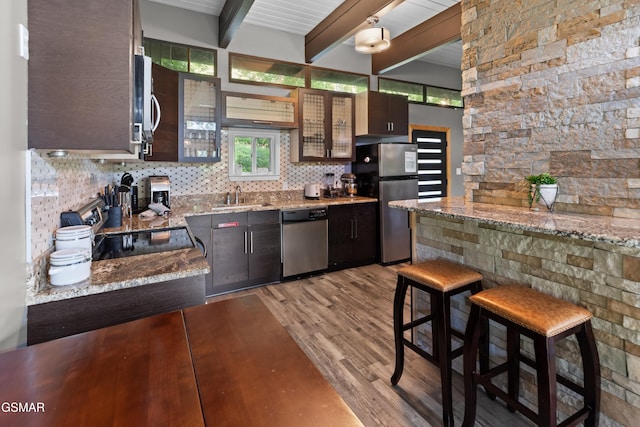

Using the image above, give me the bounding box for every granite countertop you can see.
[30,248,210,305]
[30,194,378,305]
[101,194,377,235]
[390,197,640,248]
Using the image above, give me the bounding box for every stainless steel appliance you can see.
[133,54,161,144]
[149,175,170,208]
[281,207,328,278]
[353,142,418,264]
[60,198,107,234]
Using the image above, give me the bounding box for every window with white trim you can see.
[228,128,280,181]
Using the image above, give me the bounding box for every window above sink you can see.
[228,128,281,181]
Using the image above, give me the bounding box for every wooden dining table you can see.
[0,295,363,427]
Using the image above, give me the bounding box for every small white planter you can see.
[538,184,558,211]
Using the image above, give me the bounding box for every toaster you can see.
[304,183,320,200]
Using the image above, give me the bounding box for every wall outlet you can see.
[456,167,462,175]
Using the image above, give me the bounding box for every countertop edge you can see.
[390,197,640,249]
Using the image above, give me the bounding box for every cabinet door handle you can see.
[391,122,394,132]
[354,219,358,239]
[350,219,354,239]
[250,231,254,254]
[244,231,248,254]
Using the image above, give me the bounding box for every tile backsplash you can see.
[30,129,347,260]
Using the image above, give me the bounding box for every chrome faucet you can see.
[235,185,242,204]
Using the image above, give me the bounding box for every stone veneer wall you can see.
[414,214,640,426]
[460,0,640,217]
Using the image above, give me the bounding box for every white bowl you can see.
[49,249,91,286]
[55,225,93,255]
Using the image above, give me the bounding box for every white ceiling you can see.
[147,0,463,68]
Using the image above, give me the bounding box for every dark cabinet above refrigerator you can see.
[355,91,409,137]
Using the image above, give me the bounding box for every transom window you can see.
[228,128,280,181]
[229,53,369,93]
[310,67,368,93]
[143,38,216,76]
[379,77,463,109]
[230,54,305,88]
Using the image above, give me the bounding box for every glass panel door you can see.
[330,95,353,159]
[179,74,221,162]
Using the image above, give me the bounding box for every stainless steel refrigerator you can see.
[353,142,418,264]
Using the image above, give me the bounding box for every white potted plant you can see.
[526,172,558,211]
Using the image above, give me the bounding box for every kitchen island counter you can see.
[390,196,640,425]
[390,196,640,248]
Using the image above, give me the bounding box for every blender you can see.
[323,173,337,198]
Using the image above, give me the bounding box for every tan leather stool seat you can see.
[393,259,484,427]
[469,285,592,337]
[462,285,601,427]
[398,259,483,292]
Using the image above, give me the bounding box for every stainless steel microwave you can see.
[133,54,161,145]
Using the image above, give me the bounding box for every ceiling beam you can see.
[305,0,405,64]
[218,0,255,48]
[371,2,461,75]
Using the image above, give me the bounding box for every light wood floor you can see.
[207,263,533,427]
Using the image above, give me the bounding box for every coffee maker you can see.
[148,175,170,208]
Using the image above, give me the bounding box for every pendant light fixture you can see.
[355,16,390,54]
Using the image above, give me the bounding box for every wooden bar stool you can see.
[462,285,601,427]
[392,259,484,427]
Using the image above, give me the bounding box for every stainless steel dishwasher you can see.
[281,206,328,278]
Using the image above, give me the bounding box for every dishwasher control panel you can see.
[282,207,327,222]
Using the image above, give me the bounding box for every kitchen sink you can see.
[209,203,273,211]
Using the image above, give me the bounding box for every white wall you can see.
[0,0,28,351]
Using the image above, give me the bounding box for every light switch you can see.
[19,24,29,60]
[456,168,462,175]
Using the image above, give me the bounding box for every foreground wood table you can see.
[184,295,363,427]
[0,311,204,426]
[0,295,362,427]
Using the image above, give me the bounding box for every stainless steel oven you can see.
[281,207,328,278]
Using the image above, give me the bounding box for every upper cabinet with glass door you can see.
[146,65,221,162]
[291,89,355,162]
[180,74,221,162]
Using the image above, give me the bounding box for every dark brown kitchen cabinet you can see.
[147,66,221,162]
[328,202,377,271]
[355,91,409,136]
[291,89,355,162]
[27,275,205,345]
[185,214,215,294]
[28,0,142,152]
[186,210,280,296]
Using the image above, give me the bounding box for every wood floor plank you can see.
[208,264,533,426]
